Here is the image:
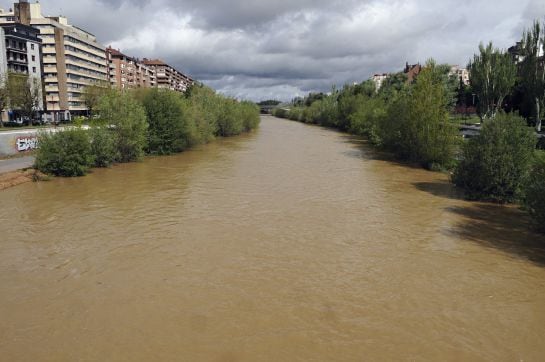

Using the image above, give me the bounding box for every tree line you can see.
[34,85,260,177]
[272,20,545,232]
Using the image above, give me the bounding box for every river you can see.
[1,116,545,361]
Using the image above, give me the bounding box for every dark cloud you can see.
[12,0,544,100]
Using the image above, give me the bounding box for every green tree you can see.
[83,82,110,117]
[89,126,117,168]
[143,89,194,154]
[35,127,94,177]
[0,74,8,127]
[7,73,41,125]
[389,61,459,168]
[453,112,537,202]
[468,42,517,121]
[98,90,148,163]
[522,152,545,231]
[519,20,545,132]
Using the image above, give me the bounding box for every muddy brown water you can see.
[1,116,545,361]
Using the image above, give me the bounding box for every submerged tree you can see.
[519,20,545,132]
[468,42,517,121]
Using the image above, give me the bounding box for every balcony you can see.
[6,44,27,53]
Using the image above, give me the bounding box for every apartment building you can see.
[371,73,388,91]
[449,65,470,86]
[0,22,43,121]
[1,0,108,121]
[107,47,156,90]
[142,58,193,93]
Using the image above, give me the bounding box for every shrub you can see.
[35,128,94,177]
[98,90,148,163]
[453,112,537,202]
[393,63,459,168]
[239,101,260,131]
[184,86,220,144]
[272,108,288,119]
[217,99,244,136]
[143,89,194,155]
[89,126,117,168]
[348,95,387,146]
[522,152,545,231]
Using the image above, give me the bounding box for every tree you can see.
[522,152,545,232]
[142,88,194,154]
[468,42,517,121]
[453,112,537,202]
[98,90,148,163]
[34,127,94,177]
[394,60,459,168]
[0,74,8,127]
[519,20,545,132]
[7,73,41,125]
[83,81,109,117]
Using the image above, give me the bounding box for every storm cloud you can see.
[22,0,545,100]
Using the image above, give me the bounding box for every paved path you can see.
[0,156,35,174]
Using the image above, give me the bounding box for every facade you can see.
[106,47,156,90]
[142,58,193,93]
[372,73,388,91]
[404,62,422,83]
[0,22,43,121]
[1,0,108,121]
[449,65,470,86]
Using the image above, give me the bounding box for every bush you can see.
[348,95,387,146]
[184,86,220,144]
[98,90,148,163]
[453,112,537,202]
[89,126,117,168]
[217,99,244,136]
[391,63,459,168]
[35,127,94,177]
[239,101,260,131]
[143,89,194,155]
[522,152,545,231]
[272,108,288,119]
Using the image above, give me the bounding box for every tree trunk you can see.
[536,98,542,133]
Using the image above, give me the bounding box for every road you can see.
[0,156,35,174]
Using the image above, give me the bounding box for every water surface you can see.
[1,116,545,361]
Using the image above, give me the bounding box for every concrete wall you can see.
[0,129,41,157]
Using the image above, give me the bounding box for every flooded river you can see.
[1,116,545,361]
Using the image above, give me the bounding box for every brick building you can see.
[142,58,193,93]
[106,47,156,90]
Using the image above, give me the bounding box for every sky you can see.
[11,0,545,101]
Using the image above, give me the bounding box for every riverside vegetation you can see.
[272,21,545,231]
[35,85,260,178]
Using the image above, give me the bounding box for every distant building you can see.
[508,42,524,64]
[1,0,109,121]
[449,65,470,86]
[404,62,421,83]
[107,47,156,90]
[142,58,193,93]
[372,73,388,91]
[0,22,43,121]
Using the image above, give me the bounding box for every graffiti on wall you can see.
[16,137,39,152]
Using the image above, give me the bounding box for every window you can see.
[32,55,35,61]
[33,67,36,73]
[31,44,34,50]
